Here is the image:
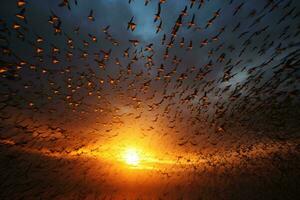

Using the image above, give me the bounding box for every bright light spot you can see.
[123,148,140,166]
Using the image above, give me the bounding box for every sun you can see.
[123,148,140,166]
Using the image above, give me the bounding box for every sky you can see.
[0,0,300,199]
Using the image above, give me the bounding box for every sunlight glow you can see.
[123,148,140,166]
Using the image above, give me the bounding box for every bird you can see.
[127,16,136,31]
[156,20,162,33]
[87,9,95,21]
[154,3,161,22]
[187,14,195,29]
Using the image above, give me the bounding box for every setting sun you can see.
[123,148,140,166]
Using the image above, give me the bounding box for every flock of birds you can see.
[0,0,299,199]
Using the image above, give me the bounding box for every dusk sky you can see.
[0,0,299,199]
